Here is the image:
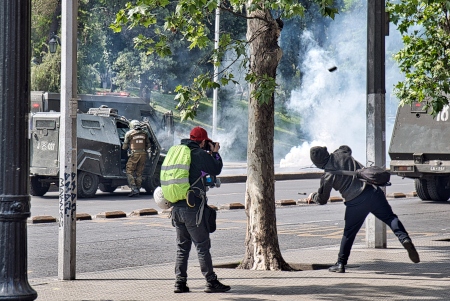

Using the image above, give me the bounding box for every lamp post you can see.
[0,0,38,299]
[49,33,79,54]
[212,2,220,137]
[49,34,59,54]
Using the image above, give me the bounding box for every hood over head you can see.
[310,146,330,169]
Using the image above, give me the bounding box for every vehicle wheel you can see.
[415,179,431,201]
[142,170,161,195]
[98,183,118,193]
[426,176,450,202]
[78,171,99,198]
[30,176,50,196]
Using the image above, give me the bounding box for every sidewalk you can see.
[30,234,450,300]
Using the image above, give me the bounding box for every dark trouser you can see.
[172,206,216,282]
[338,186,410,265]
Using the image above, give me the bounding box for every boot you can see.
[174,281,189,293]
[204,279,231,293]
[128,187,139,197]
[328,262,345,273]
[133,188,140,195]
[402,239,420,263]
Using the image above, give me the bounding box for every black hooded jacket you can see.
[311,145,366,204]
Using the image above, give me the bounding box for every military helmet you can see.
[153,186,172,209]
[129,120,140,130]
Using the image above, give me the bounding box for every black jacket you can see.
[181,139,223,193]
[311,145,366,204]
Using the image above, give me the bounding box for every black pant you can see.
[338,186,410,264]
[172,206,216,282]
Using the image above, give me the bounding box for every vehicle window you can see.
[117,128,128,139]
[36,119,56,129]
[81,120,101,129]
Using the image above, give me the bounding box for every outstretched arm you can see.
[306,173,334,205]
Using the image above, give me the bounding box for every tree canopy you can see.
[111,0,338,120]
[387,0,450,116]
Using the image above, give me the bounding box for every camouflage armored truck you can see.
[29,106,162,198]
[389,101,450,202]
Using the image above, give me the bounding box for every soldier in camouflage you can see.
[122,120,151,197]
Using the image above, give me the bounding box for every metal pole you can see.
[58,0,78,280]
[0,0,38,299]
[212,4,220,137]
[366,0,387,248]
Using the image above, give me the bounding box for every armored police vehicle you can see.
[29,106,162,198]
[389,101,450,202]
[31,91,175,151]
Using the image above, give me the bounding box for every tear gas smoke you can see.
[280,4,404,169]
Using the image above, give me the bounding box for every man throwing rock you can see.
[306,145,420,273]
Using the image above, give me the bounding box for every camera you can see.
[205,174,221,188]
[203,141,218,152]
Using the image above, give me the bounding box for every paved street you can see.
[25,172,450,300]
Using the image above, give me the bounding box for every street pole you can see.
[0,0,38,299]
[212,3,220,137]
[366,0,387,248]
[58,0,78,280]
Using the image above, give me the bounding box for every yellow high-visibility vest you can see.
[160,145,191,203]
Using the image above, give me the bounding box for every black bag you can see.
[355,166,391,186]
[327,165,391,186]
[204,205,217,233]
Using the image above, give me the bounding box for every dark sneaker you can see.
[402,239,420,263]
[328,262,345,273]
[204,279,231,293]
[174,282,189,293]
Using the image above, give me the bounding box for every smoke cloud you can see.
[280,4,404,169]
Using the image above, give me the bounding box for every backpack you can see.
[326,158,391,186]
[160,145,191,202]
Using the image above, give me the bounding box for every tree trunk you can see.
[238,7,292,271]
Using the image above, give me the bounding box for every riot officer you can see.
[122,120,151,197]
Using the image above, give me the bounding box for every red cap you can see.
[190,126,211,142]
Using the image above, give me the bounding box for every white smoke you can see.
[280,6,404,169]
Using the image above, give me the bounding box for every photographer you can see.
[170,126,230,294]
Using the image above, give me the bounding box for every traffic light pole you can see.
[0,0,38,299]
[366,0,387,248]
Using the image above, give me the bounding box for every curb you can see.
[220,202,245,210]
[389,192,406,198]
[129,208,158,217]
[96,211,127,219]
[28,215,57,224]
[276,199,297,206]
[76,213,92,221]
[29,189,419,222]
